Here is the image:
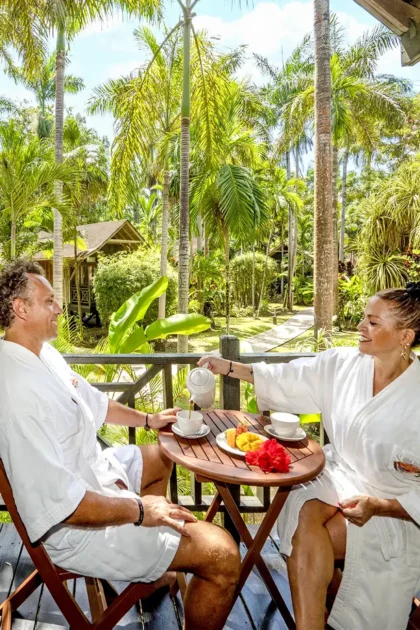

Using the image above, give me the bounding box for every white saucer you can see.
[216,431,268,458]
[172,423,210,439]
[264,425,307,442]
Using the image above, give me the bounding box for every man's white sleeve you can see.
[0,411,86,542]
[71,371,109,430]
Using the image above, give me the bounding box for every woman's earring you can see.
[401,344,409,361]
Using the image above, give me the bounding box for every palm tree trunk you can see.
[197,214,203,252]
[158,169,170,319]
[339,148,349,262]
[314,0,334,335]
[177,4,192,354]
[332,143,339,314]
[53,26,65,308]
[204,227,209,256]
[252,244,256,318]
[284,150,293,310]
[222,223,230,334]
[256,227,273,318]
[74,230,83,339]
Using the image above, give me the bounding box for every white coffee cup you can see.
[271,412,300,437]
[176,410,204,436]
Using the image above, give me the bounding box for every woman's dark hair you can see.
[377,282,420,346]
[0,259,44,329]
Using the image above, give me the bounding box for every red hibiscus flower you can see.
[245,439,291,473]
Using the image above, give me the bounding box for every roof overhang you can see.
[354,0,420,65]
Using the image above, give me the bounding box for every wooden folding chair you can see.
[0,459,176,630]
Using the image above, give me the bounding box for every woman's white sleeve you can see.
[252,351,331,414]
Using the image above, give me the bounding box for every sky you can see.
[1,0,419,141]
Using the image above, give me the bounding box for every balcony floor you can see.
[0,523,294,629]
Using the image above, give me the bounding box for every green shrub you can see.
[230,252,277,309]
[338,275,366,328]
[93,250,178,325]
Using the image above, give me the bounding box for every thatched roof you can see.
[34,220,146,261]
[354,0,420,65]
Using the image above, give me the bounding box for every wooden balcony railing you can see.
[62,336,316,522]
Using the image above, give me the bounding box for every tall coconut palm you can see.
[313,0,333,334]
[89,25,183,320]
[49,0,163,308]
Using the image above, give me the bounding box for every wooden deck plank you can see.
[238,525,293,630]
[1,523,292,629]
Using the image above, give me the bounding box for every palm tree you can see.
[313,0,333,334]
[256,161,304,317]
[49,0,163,307]
[0,120,74,259]
[190,83,268,333]
[0,0,48,76]
[14,53,84,138]
[89,25,184,320]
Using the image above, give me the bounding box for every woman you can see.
[198,284,420,630]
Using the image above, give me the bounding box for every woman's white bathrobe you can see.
[253,347,420,630]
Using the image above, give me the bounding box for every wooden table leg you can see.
[217,483,295,630]
[205,492,222,523]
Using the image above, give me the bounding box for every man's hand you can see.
[339,495,377,527]
[149,408,181,430]
[141,495,197,536]
[196,355,230,375]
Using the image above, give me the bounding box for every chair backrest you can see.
[0,459,92,628]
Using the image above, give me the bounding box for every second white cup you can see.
[176,410,204,436]
[271,412,300,437]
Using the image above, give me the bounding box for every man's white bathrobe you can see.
[253,347,420,630]
[0,339,181,582]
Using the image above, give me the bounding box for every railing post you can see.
[128,395,136,445]
[220,335,240,411]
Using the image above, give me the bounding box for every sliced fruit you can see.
[236,432,264,452]
[225,428,237,448]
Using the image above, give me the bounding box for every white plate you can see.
[264,425,307,442]
[216,431,268,458]
[172,423,210,439]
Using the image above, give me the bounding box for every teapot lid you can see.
[189,368,212,386]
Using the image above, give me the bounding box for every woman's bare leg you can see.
[325,511,347,612]
[286,499,346,630]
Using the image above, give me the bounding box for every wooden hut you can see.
[354,0,420,65]
[34,220,146,316]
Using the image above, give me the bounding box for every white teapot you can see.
[186,364,215,409]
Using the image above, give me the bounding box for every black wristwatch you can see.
[134,497,144,527]
[144,413,151,432]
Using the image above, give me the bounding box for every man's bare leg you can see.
[169,521,241,630]
[286,499,346,630]
[138,444,173,497]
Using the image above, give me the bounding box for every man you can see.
[0,260,240,630]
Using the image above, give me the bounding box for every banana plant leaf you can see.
[119,325,148,354]
[109,277,168,352]
[145,314,211,341]
[299,413,321,424]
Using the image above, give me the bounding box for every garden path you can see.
[241,307,314,353]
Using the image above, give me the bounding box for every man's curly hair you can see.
[0,259,44,329]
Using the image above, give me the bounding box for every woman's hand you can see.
[141,495,197,536]
[149,408,181,430]
[339,495,377,527]
[196,355,230,375]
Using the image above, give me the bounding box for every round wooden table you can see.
[159,409,325,630]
